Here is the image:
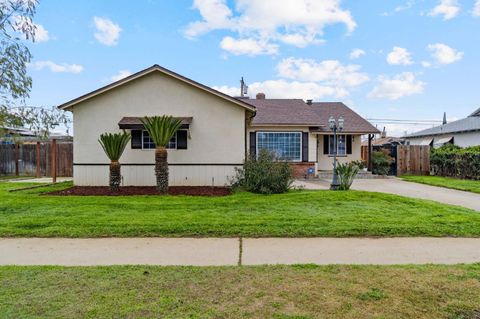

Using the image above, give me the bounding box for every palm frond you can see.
[98,132,131,161]
[141,116,182,147]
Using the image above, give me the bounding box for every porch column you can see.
[367,134,373,172]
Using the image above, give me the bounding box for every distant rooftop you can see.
[406,107,480,138]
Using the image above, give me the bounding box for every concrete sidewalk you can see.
[1,237,480,266]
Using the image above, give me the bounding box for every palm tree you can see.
[141,115,182,193]
[98,132,131,192]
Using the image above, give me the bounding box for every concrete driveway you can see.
[294,178,480,211]
[350,178,480,211]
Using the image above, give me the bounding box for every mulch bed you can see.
[45,186,231,196]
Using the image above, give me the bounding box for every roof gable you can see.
[57,64,256,112]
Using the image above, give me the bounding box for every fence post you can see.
[36,142,41,178]
[15,144,19,176]
[52,139,57,183]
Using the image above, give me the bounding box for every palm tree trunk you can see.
[110,161,121,192]
[155,146,168,193]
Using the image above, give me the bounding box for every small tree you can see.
[141,116,182,193]
[98,132,131,192]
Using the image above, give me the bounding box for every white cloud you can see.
[386,46,413,65]
[214,80,348,100]
[110,70,132,82]
[421,61,432,68]
[349,48,366,59]
[31,61,84,74]
[427,43,463,64]
[382,0,416,16]
[34,24,50,42]
[474,0,480,16]
[185,0,356,55]
[429,0,460,20]
[368,72,425,100]
[93,17,121,46]
[220,36,278,56]
[276,57,369,87]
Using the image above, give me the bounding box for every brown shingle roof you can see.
[242,98,379,134]
[243,99,325,126]
[310,102,380,134]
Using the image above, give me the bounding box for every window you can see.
[142,130,176,149]
[328,134,346,156]
[256,132,302,161]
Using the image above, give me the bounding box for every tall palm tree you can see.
[141,115,182,193]
[98,132,131,192]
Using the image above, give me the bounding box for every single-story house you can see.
[58,64,379,186]
[404,108,480,148]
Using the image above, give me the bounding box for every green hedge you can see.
[431,144,480,180]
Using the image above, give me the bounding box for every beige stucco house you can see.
[58,65,378,186]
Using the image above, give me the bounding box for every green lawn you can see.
[402,175,480,194]
[1,264,480,318]
[1,181,480,237]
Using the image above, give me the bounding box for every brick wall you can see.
[290,162,316,179]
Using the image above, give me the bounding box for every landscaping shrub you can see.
[431,144,480,180]
[334,162,359,190]
[371,150,393,175]
[351,159,367,170]
[232,150,293,194]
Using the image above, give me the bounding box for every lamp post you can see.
[328,116,344,190]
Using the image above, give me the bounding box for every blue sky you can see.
[26,0,480,136]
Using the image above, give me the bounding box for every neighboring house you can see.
[405,108,480,148]
[0,126,72,144]
[361,127,404,148]
[58,64,378,186]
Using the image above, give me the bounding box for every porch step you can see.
[316,170,387,180]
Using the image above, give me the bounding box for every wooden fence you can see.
[361,144,430,176]
[396,145,430,176]
[0,142,73,177]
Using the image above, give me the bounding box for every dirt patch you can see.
[45,186,231,196]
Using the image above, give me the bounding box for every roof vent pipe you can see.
[306,99,313,105]
[256,92,266,100]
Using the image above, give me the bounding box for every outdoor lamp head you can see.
[338,117,344,131]
[328,116,335,130]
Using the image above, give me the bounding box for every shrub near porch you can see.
[1,182,480,237]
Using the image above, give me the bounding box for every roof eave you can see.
[57,64,256,112]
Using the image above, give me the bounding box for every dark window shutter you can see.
[177,130,188,149]
[302,132,308,162]
[323,135,329,155]
[346,135,352,154]
[249,132,256,158]
[131,130,142,149]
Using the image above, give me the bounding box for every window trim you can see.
[141,130,185,150]
[255,131,303,162]
[328,134,348,157]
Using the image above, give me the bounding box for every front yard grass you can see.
[1,264,480,318]
[401,175,480,194]
[1,181,480,237]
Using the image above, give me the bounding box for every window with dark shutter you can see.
[131,130,142,149]
[249,132,256,158]
[177,130,188,149]
[347,135,352,154]
[302,132,308,162]
[323,135,329,154]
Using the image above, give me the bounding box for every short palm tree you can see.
[98,132,131,192]
[141,115,182,193]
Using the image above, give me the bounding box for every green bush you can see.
[350,159,367,170]
[371,150,393,175]
[431,144,480,180]
[232,150,293,194]
[334,162,359,190]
